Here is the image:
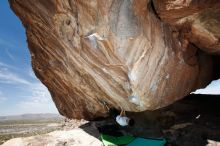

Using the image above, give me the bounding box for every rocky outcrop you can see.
[153,0,220,54]
[9,0,219,119]
[2,129,102,146]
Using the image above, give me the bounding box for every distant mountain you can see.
[0,113,63,121]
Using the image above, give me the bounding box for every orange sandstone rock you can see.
[9,0,218,119]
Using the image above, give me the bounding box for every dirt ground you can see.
[0,116,63,145]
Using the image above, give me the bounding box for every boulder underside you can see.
[9,0,220,119]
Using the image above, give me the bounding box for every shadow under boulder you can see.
[81,94,220,146]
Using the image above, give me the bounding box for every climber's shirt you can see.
[116,115,129,126]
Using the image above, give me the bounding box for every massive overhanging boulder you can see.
[153,0,220,54]
[9,0,219,120]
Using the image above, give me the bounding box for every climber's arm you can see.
[119,106,126,116]
[123,110,126,116]
[120,109,124,116]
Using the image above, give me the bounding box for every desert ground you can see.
[0,114,63,144]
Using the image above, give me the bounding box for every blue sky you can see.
[0,1,58,116]
[0,1,219,116]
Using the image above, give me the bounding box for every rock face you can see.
[9,0,220,119]
[154,0,220,54]
[2,129,102,146]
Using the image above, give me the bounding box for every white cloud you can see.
[0,62,58,114]
[0,38,15,48]
[0,66,31,85]
[5,48,16,61]
[0,91,6,103]
[0,61,13,68]
[18,83,58,113]
[28,68,36,78]
[193,79,220,95]
[0,97,6,103]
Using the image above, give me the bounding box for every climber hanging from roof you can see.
[102,101,134,127]
[116,107,134,126]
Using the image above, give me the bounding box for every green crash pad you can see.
[126,137,166,146]
[101,134,166,146]
[101,134,135,146]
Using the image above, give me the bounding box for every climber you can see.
[102,101,134,127]
[115,107,134,127]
